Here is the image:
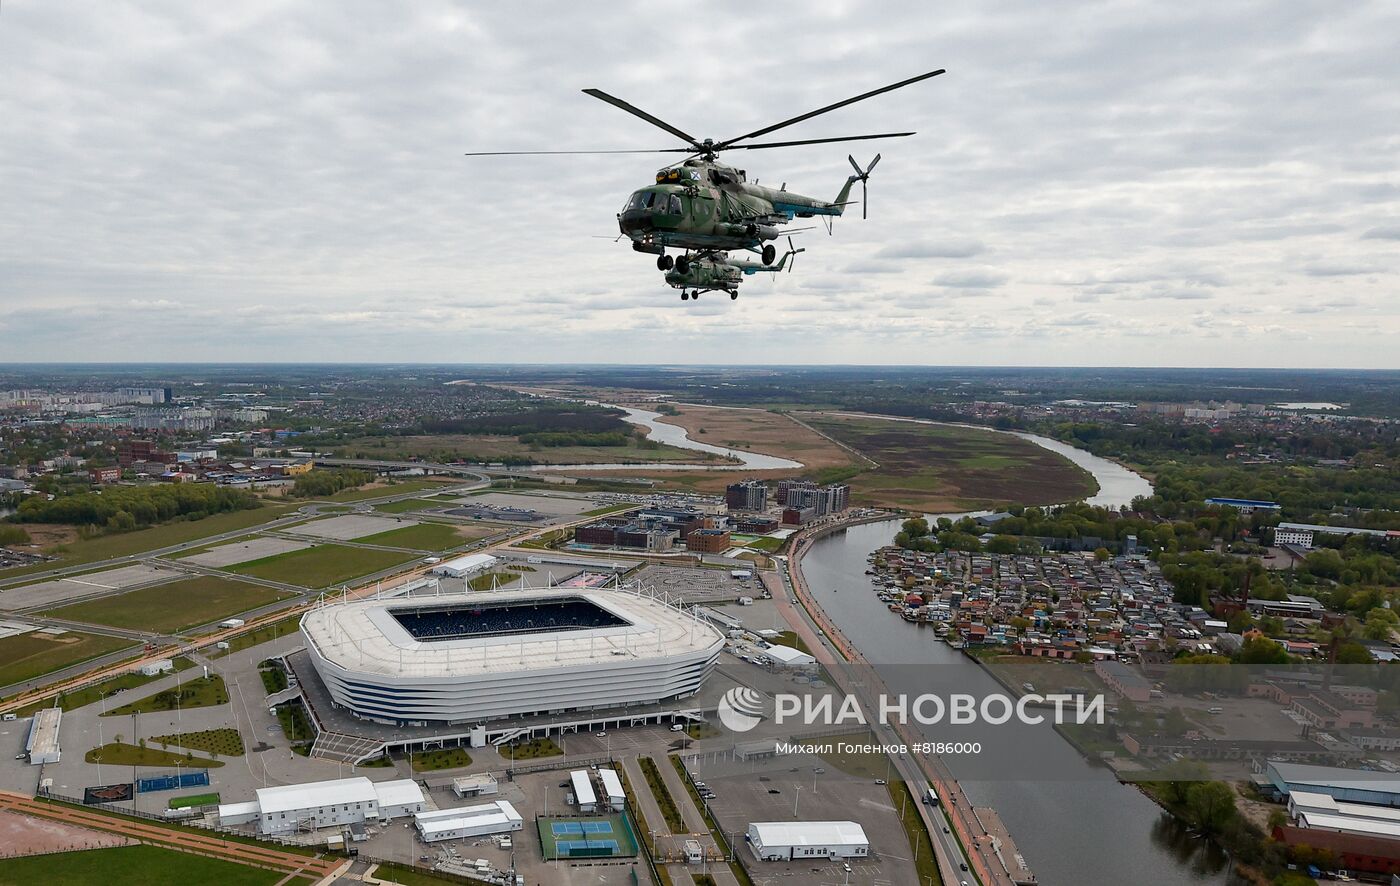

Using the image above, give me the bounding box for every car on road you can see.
[768,788,781,794]
[874,779,886,785]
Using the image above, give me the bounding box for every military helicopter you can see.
[667,239,805,301]
[466,68,944,271]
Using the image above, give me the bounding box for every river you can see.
[528,405,804,472]
[795,452,1240,886]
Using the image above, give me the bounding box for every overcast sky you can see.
[2,1,1397,367]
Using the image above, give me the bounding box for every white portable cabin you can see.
[414,800,523,843]
[570,769,597,813]
[598,768,625,809]
[747,821,869,861]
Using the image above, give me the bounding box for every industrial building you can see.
[1273,522,1397,549]
[218,776,425,835]
[301,587,724,725]
[686,528,732,554]
[1265,761,1400,808]
[414,800,523,842]
[25,708,61,765]
[762,644,816,668]
[1204,497,1281,513]
[746,821,870,861]
[451,774,499,798]
[1289,790,1400,837]
[431,553,498,579]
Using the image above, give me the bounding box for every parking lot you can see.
[634,564,767,605]
[284,513,417,541]
[181,536,311,568]
[0,563,181,611]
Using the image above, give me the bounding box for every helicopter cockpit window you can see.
[667,195,682,215]
[625,191,658,212]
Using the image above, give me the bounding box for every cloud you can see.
[874,239,986,260]
[1301,262,1386,277]
[932,268,1009,289]
[1362,225,1400,240]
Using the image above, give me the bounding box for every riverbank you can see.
[784,512,1037,886]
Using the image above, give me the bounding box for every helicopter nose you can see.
[619,209,652,233]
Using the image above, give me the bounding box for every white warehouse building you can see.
[219,776,425,835]
[415,800,523,842]
[747,821,870,861]
[300,587,724,725]
[430,553,498,579]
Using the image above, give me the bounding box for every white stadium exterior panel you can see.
[301,587,724,725]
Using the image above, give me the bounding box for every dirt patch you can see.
[657,404,859,473]
[11,524,80,549]
[0,810,134,858]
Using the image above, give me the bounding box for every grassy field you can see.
[744,535,784,552]
[0,844,285,886]
[103,674,227,716]
[373,497,444,514]
[211,613,303,658]
[0,503,300,580]
[275,700,314,743]
[353,522,472,550]
[152,727,245,756]
[12,656,194,717]
[467,571,520,591]
[43,576,293,633]
[801,413,1098,510]
[370,861,491,886]
[85,740,226,768]
[227,544,415,588]
[338,434,726,465]
[410,747,473,771]
[889,780,943,886]
[581,502,639,517]
[0,630,137,690]
[169,791,221,809]
[773,630,811,654]
[638,755,684,833]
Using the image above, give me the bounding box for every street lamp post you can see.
[793,785,801,818]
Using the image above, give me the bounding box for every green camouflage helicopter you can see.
[665,239,805,301]
[467,68,944,275]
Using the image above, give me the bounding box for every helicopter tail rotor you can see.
[847,153,881,219]
[786,236,806,272]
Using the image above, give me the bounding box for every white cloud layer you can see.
[1,0,1397,366]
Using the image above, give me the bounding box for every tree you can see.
[1335,641,1374,664]
[1185,781,1237,834]
[1237,637,1289,665]
[1094,546,1111,562]
[1363,607,1399,641]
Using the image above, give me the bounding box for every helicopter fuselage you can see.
[618,157,853,254]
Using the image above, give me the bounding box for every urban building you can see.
[1204,497,1282,513]
[1265,762,1400,808]
[1274,522,1396,549]
[430,554,498,579]
[25,709,61,765]
[687,528,732,554]
[725,480,768,512]
[88,466,121,484]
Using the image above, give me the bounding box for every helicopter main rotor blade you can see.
[464,148,692,156]
[733,132,914,151]
[582,88,703,150]
[715,68,944,149]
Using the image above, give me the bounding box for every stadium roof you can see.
[302,587,723,680]
[750,821,869,848]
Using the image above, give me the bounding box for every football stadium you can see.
[301,587,724,725]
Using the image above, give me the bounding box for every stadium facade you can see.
[301,587,724,726]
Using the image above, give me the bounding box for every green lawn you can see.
[410,747,473,771]
[581,503,639,517]
[275,701,314,743]
[354,522,468,550]
[152,727,245,756]
[890,780,943,886]
[227,543,415,588]
[774,630,811,654]
[0,504,299,580]
[745,536,784,552]
[0,844,283,886]
[43,576,293,633]
[210,612,303,658]
[371,861,491,886]
[85,740,226,768]
[373,498,443,514]
[169,791,221,809]
[468,571,518,591]
[0,630,137,690]
[499,737,561,759]
[260,666,288,694]
[638,755,684,833]
[102,674,227,717]
[12,656,194,717]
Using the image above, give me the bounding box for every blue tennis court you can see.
[552,821,613,835]
[537,813,639,859]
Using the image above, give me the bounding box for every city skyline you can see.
[2,2,1398,367]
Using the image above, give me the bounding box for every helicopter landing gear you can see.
[730,292,738,300]
[691,289,699,299]
[680,291,689,301]
[657,254,674,271]
[761,243,777,265]
[675,255,691,275]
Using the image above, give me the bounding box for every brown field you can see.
[6,524,79,548]
[337,434,723,465]
[0,810,134,858]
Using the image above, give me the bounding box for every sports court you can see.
[536,812,639,859]
[284,514,416,541]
